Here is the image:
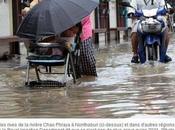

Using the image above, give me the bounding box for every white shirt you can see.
[128,0,166,13]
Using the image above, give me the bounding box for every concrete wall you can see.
[109,1,117,40]
[0,0,12,36]
[109,1,117,28]
[0,0,13,58]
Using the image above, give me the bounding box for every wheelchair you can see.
[25,40,81,87]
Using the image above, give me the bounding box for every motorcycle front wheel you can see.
[146,44,159,61]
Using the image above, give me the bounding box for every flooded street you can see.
[1,38,175,118]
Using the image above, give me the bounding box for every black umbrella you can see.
[17,0,99,40]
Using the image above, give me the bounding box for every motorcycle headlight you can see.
[141,19,162,33]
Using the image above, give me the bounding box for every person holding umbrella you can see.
[17,0,99,77]
[54,18,97,77]
[21,1,97,76]
[80,15,97,77]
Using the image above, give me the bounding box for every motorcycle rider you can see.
[128,0,172,63]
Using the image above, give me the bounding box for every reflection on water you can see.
[0,40,175,118]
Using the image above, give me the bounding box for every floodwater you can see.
[1,38,175,118]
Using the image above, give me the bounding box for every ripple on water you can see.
[1,41,175,117]
[79,66,132,87]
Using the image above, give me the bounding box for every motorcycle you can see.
[121,2,173,63]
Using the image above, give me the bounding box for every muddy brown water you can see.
[0,40,175,118]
